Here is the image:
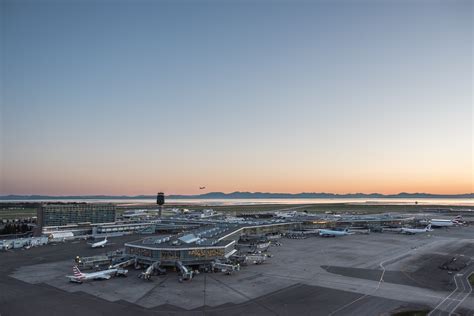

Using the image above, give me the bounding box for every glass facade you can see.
[125,242,235,265]
[97,223,151,233]
[39,204,116,227]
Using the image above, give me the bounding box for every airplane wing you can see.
[94,274,111,280]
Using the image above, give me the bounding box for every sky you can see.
[1,0,472,196]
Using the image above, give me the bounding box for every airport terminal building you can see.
[125,221,300,266]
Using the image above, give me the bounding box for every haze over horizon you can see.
[1,191,474,198]
[1,1,473,196]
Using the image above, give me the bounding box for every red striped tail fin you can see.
[73,265,83,277]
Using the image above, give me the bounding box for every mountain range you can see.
[1,192,473,200]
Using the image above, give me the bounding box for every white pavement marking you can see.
[449,271,473,315]
[428,261,473,316]
[328,243,427,315]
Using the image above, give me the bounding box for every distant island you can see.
[1,192,473,200]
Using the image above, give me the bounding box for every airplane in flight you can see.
[319,228,353,237]
[66,265,127,283]
[401,224,432,235]
[90,237,108,248]
[199,186,206,190]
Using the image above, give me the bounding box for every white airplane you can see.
[276,211,297,218]
[431,219,454,227]
[401,224,432,235]
[319,228,353,237]
[171,208,190,215]
[91,237,108,248]
[431,216,465,227]
[66,265,126,283]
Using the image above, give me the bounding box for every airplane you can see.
[431,215,465,227]
[430,219,454,228]
[276,211,297,218]
[66,265,127,283]
[319,228,353,237]
[171,208,190,214]
[401,224,432,235]
[199,186,206,190]
[90,237,108,248]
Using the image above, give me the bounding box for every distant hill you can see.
[167,192,474,199]
[1,192,473,200]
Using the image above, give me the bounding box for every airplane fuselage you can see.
[401,225,432,234]
[67,267,119,283]
[319,229,350,237]
[91,239,107,248]
[431,220,454,227]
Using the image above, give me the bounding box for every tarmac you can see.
[1,227,474,316]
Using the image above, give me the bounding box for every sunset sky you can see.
[1,0,472,196]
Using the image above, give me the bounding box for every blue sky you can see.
[1,0,472,195]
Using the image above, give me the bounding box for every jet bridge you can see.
[75,255,111,270]
[109,257,137,269]
[175,261,194,282]
[138,261,166,280]
[211,260,240,275]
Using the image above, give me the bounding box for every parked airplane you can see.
[90,237,108,248]
[431,219,454,227]
[66,265,127,283]
[431,216,465,227]
[276,211,297,218]
[319,228,353,237]
[401,224,432,235]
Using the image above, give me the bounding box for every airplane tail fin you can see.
[426,224,432,231]
[73,265,84,277]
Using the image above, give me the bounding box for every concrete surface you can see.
[1,226,474,315]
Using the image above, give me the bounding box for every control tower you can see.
[157,192,165,217]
